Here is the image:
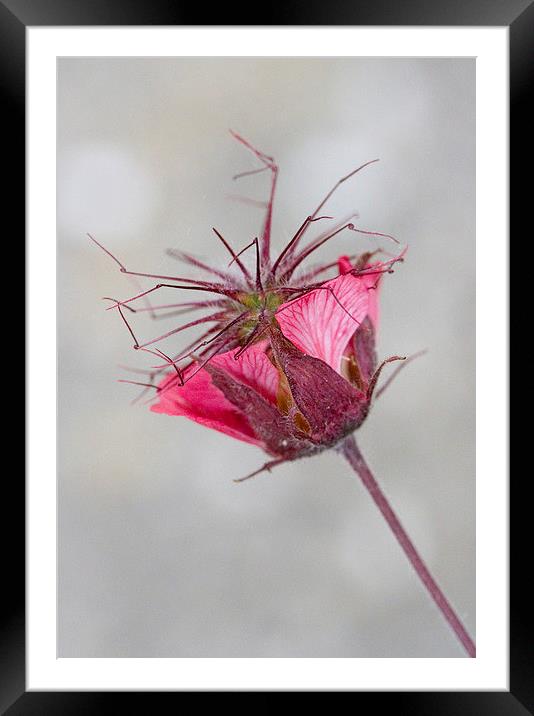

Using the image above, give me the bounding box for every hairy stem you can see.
[341,435,475,658]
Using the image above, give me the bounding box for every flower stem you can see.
[341,435,476,657]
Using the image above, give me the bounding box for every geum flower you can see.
[92,133,475,658]
[90,131,402,406]
[152,254,403,480]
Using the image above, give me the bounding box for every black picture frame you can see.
[6,0,521,711]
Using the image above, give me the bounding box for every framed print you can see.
[6,0,522,710]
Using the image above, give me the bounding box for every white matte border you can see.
[27,26,508,691]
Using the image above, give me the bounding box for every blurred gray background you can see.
[57,57,475,657]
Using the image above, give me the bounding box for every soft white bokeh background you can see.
[57,57,475,657]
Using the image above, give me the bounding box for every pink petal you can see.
[276,273,369,373]
[338,254,381,330]
[361,269,381,330]
[150,343,280,448]
[337,255,353,274]
[151,363,265,448]
[210,340,279,404]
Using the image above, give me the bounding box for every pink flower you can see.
[152,256,403,478]
[92,132,405,477]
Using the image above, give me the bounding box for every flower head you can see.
[92,133,405,478]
